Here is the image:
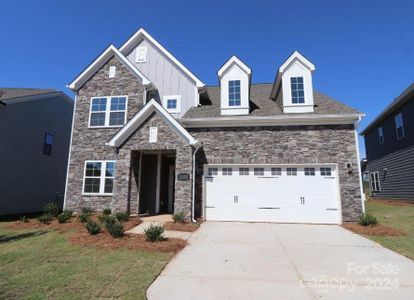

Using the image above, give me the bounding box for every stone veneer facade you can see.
[65,54,363,222]
[190,125,363,222]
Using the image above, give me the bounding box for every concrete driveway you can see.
[147,222,414,300]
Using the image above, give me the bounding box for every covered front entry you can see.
[204,164,341,224]
[133,151,176,215]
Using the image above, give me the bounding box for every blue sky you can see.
[1,0,413,156]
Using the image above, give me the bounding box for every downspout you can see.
[191,143,202,223]
[354,116,366,213]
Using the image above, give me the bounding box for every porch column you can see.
[155,152,161,214]
[111,149,131,213]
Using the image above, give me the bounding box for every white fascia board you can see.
[279,51,316,73]
[107,98,198,147]
[119,28,205,88]
[68,45,151,91]
[218,56,252,78]
[181,113,365,128]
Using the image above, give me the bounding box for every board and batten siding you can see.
[0,96,73,215]
[126,38,198,118]
[366,145,414,201]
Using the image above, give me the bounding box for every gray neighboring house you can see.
[361,83,414,201]
[64,28,365,224]
[0,88,73,216]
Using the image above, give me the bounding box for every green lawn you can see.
[0,223,173,299]
[365,200,414,260]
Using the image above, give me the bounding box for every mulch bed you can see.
[343,223,407,236]
[7,215,185,253]
[164,221,199,232]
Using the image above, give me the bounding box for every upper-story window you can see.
[395,113,405,140]
[43,132,53,156]
[228,80,241,106]
[163,95,181,113]
[378,127,384,144]
[290,77,305,104]
[89,96,127,128]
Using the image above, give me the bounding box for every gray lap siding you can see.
[190,124,363,222]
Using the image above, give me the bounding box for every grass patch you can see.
[353,200,414,260]
[0,221,176,299]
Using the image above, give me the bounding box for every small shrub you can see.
[172,211,186,223]
[99,214,116,226]
[106,221,124,238]
[102,208,112,216]
[37,213,53,224]
[43,202,60,217]
[144,224,165,242]
[86,220,101,235]
[58,210,73,223]
[79,213,91,223]
[114,212,129,222]
[359,212,378,226]
[20,216,29,223]
[81,207,94,215]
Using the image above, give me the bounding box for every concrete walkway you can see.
[147,222,414,300]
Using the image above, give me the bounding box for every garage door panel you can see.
[205,164,340,224]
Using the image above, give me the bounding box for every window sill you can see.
[88,125,124,129]
[82,193,113,197]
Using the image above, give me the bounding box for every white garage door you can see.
[205,165,341,224]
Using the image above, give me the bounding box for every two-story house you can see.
[361,83,414,201]
[64,28,365,224]
[0,88,73,215]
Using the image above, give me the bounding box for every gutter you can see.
[191,142,202,223]
[354,116,366,213]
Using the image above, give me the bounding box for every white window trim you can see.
[162,95,181,113]
[109,66,116,78]
[88,95,128,128]
[370,171,381,192]
[149,126,158,143]
[82,160,116,196]
[378,126,384,144]
[395,113,405,140]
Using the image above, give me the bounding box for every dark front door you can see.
[139,154,158,214]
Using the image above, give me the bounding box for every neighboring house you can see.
[64,28,365,224]
[0,88,73,216]
[361,83,414,201]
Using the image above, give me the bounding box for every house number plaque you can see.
[177,173,190,181]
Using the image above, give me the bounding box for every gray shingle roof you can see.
[0,88,56,102]
[183,83,361,119]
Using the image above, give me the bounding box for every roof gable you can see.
[68,45,151,91]
[107,99,198,147]
[217,56,251,78]
[119,28,205,88]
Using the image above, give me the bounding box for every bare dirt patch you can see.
[164,221,199,232]
[6,216,184,253]
[343,223,407,236]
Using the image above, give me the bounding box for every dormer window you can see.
[290,77,305,104]
[228,80,241,106]
[217,56,251,115]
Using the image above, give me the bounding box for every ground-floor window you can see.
[370,171,381,192]
[83,161,116,195]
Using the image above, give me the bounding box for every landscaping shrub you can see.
[99,214,116,226]
[81,207,94,215]
[43,202,60,217]
[114,212,129,222]
[58,210,73,223]
[359,212,378,226]
[37,213,53,224]
[102,208,112,216]
[79,213,91,223]
[144,224,165,242]
[86,220,101,235]
[20,216,29,223]
[172,211,186,223]
[106,221,124,238]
